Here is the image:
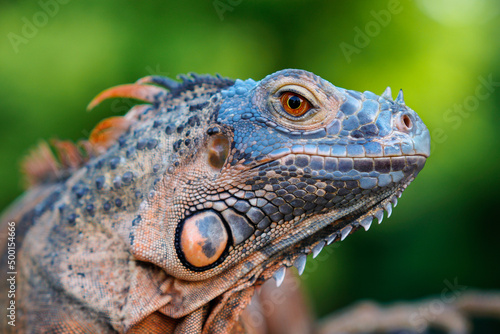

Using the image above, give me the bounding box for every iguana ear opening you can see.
[207,134,229,171]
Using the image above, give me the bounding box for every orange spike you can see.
[136,75,180,90]
[87,84,168,110]
[88,116,131,154]
[136,76,156,85]
[21,141,60,187]
[51,139,86,169]
[77,139,95,157]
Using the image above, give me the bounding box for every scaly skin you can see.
[0,69,430,333]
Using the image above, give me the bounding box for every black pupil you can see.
[288,95,302,109]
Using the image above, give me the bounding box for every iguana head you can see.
[139,69,430,281]
[87,68,430,330]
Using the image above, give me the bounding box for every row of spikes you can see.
[270,187,406,287]
[382,86,405,105]
[21,73,233,188]
[21,76,172,187]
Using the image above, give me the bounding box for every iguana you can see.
[0,69,430,333]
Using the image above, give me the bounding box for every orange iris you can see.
[280,92,311,117]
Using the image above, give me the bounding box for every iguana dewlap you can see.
[0,69,430,333]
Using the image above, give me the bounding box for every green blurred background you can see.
[1,0,499,328]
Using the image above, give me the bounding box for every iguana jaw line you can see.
[238,176,414,289]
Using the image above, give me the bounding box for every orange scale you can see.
[180,211,228,268]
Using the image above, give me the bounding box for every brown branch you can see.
[316,291,500,334]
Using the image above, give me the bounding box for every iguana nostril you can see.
[403,115,412,129]
[397,113,413,132]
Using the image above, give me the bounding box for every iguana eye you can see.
[256,77,342,130]
[280,92,311,117]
